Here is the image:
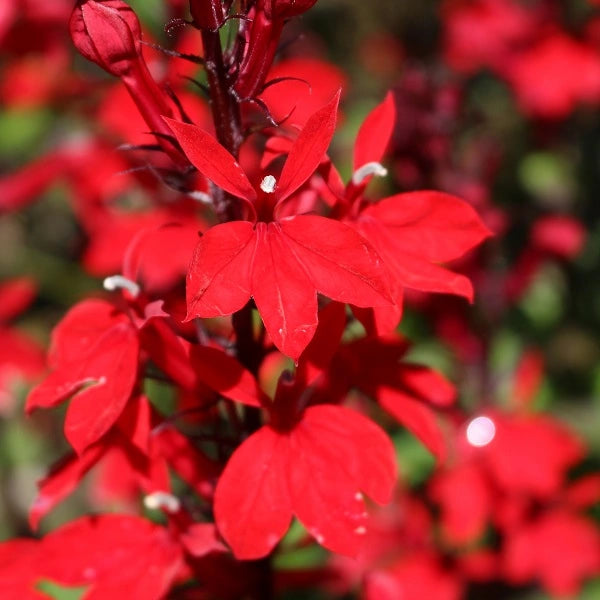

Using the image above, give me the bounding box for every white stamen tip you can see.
[355,492,363,501]
[311,529,325,544]
[103,275,140,297]
[188,190,212,204]
[352,161,388,185]
[466,416,496,447]
[143,491,181,513]
[354,526,367,535]
[260,175,277,193]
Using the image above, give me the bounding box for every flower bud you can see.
[189,0,226,32]
[69,0,142,78]
[265,0,318,20]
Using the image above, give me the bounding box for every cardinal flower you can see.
[260,92,491,334]
[165,92,393,360]
[0,278,45,414]
[214,387,397,559]
[26,290,263,454]
[0,515,184,600]
[322,93,492,333]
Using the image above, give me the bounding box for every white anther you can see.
[351,161,388,185]
[260,175,277,193]
[354,526,367,535]
[143,491,181,513]
[188,190,212,204]
[103,275,140,297]
[466,416,496,447]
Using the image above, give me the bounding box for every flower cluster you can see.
[0,1,598,599]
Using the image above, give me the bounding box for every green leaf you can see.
[36,580,88,600]
[393,430,435,487]
[0,109,52,159]
[519,152,576,206]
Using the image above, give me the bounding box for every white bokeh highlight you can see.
[466,416,496,447]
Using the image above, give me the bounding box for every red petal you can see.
[351,301,403,336]
[365,554,463,600]
[378,387,447,461]
[180,523,227,557]
[140,319,197,391]
[116,395,151,454]
[142,320,264,406]
[63,325,139,454]
[353,91,396,170]
[565,475,600,509]
[186,221,256,319]
[290,405,396,555]
[29,445,105,531]
[297,302,347,386]
[163,117,257,202]
[398,366,456,407]
[300,405,396,505]
[0,277,36,322]
[214,426,292,559]
[510,349,544,410]
[0,539,44,599]
[153,426,220,497]
[252,222,318,361]
[275,90,341,204]
[503,509,600,596]
[190,345,265,407]
[279,215,392,307]
[531,215,586,259]
[362,191,492,262]
[429,463,492,545]
[260,58,347,128]
[26,316,139,455]
[39,515,183,600]
[357,215,475,299]
[484,415,584,498]
[47,299,126,368]
[0,151,67,214]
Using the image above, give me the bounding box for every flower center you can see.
[260,175,277,193]
[103,275,140,297]
[352,161,388,185]
[143,491,181,513]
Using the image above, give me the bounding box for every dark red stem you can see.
[200,28,245,221]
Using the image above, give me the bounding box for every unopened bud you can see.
[189,0,226,31]
[70,0,142,78]
[266,0,318,20]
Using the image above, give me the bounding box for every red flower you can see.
[0,515,183,599]
[503,509,600,596]
[26,299,140,454]
[166,93,393,360]
[0,278,45,415]
[214,403,396,559]
[331,94,492,333]
[505,33,600,118]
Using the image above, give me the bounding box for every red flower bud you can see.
[265,0,318,20]
[70,0,141,78]
[189,0,226,32]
